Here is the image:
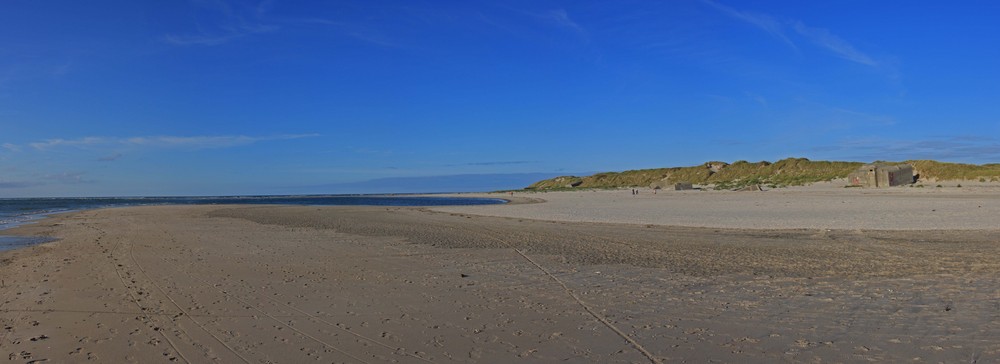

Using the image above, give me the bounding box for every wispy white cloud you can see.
[700,1,880,68]
[151,133,321,148]
[126,135,257,148]
[163,23,278,46]
[98,152,123,162]
[793,98,896,128]
[286,18,401,48]
[44,171,90,184]
[162,33,238,46]
[827,106,895,126]
[0,172,92,189]
[451,161,537,167]
[30,137,108,150]
[483,6,589,42]
[792,21,877,66]
[0,180,41,189]
[812,136,1000,163]
[255,0,275,17]
[28,134,319,151]
[745,92,768,108]
[347,146,393,156]
[542,9,586,35]
[163,0,279,46]
[51,62,73,78]
[2,143,20,152]
[699,0,795,49]
[341,30,400,48]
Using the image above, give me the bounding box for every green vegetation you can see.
[525,158,1000,191]
[527,158,862,191]
[906,160,1000,181]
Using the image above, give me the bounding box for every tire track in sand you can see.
[137,229,375,364]
[459,220,664,364]
[151,226,436,363]
[102,223,191,364]
[125,233,252,364]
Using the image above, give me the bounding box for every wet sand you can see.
[2,196,1000,362]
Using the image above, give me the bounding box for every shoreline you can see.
[0,210,78,252]
[4,181,999,253]
[0,195,515,251]
[3,181,999,254]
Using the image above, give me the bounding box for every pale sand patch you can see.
[3,204,1000,362]
[433,182,1000,230]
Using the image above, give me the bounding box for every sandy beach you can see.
[437,182,1000,230]
[4,186,1000,362]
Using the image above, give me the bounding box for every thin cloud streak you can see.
[27,134,320,151]
[792,22,877,66]
[163,24,278,46]
[30,137,107,150]
[542,9,586,35]
[792,98,897,128]
[450,161,537,167]
[44,171,90,184]
[0,181,41,189]
[98,152,123,162]
[701,0,879,68]
[811,136,1000,163]
[162,0,279,46]
[266,17,403,48]
[2,143,20,152]
[699,0,795,49]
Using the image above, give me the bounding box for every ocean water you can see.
[0,195,507,251]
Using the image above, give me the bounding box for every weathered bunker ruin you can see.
[848,164,914,188]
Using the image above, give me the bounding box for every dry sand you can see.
[436,182,1000,230]
[3,186,1000,362]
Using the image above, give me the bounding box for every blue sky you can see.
[2,1,999,197]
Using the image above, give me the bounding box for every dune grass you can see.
[526,158,1000,191]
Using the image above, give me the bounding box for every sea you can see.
[0,195,507,252]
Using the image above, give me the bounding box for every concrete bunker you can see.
[848,164,914,188]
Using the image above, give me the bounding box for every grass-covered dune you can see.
[527,158,1000,190]
[907,160,1000,182]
